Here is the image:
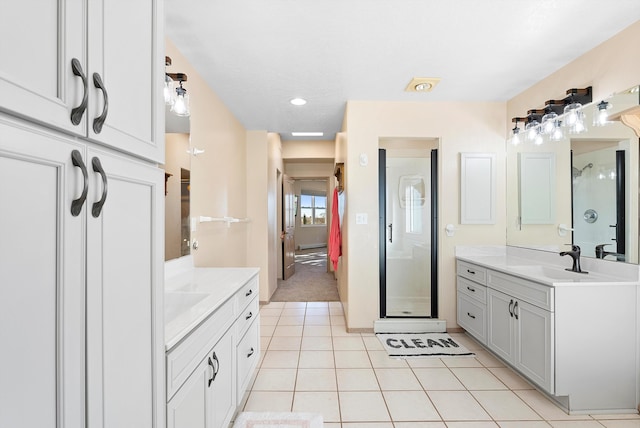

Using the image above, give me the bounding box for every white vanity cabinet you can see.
[0,0,164,162]
[166,271,260,428]
[0,117,164,428]
[456,255,639,414]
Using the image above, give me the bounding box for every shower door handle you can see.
[388,223,393,243]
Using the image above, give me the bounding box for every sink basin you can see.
[509,265,592,282]
[165,291,209,323]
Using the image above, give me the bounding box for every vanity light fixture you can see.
[540,106,559,135]
[169,73,190,117]
[511,118,523,146]
[164,56,175,106]
[593,100,612,127]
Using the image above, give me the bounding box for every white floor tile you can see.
[295,368,337,391]
[334,351,372,368]
[406,358,447,368]
[260,308,284,317]
[333,336,366,351]
[597,420,640,428]
[259,315,279,326]
[298,350,335,368]
[243,391,293,412]
[341,423,394,428]
[497,422,552,428]
[446,423,500,427]
[273,325,304,336]
[488,367,535,390]
[339,391,391,422]
[306,302,329,309]
[293,391,341,423]
[281,308,306,317]
[547,421,605,428]
[471,390,541,421]
[366,350,408,368]
[382,390,441,421]
[252,368,297,391]
[303,325,333,336]
[260,350,300,368]
[362,336,384,350]
[268,336,302,351]
[514,390,588,421]
[260,324,276,337]
[305,315,331,325]
[284,302,308,308]
[278,315,305,326]
[427,390,492,421]
[306,307,330,316]
[441,357,484,368]
[414,368,466,391]
[394,423,447,428]
[451,367,508,390]
[336,368,380,391]
[301,336,333,350]
[374,368,422,391]
[474,349,506,368]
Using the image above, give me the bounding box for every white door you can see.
[0,0,87,135]
[487,289,515,363]
[282,175,296,280]
[0,119,85,428]
[514,300,554,393]
[86,147,163,428]
[87,0,164,161]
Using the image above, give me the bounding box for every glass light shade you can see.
[511,127,521,146]
[172,92,190,116]
[563,102,582,127]
[541,111,558,134]
[593,101,611,127]
[525,120,539,141]
[550,120,564,141]
[164,75,175,106]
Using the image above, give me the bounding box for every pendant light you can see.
[511,119,522,146]
[165,57,191,117]
[171,79,190,117]
[593,100,611,127]
[541,107,559,135]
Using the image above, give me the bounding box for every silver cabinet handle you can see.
[247,347,255,358]
[388,223,393,243]
[70,59,88,125]
[245,311,253,320]
[466,286,475,292]
[92,73,109,134]
[467,312,476,319]
[91,157,108,218]
[70,150,88,216]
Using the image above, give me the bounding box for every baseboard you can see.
[374,318,446,333]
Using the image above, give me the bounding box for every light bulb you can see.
[164,75,175,105]
[511,127,521,146]
[525,121,539,141]
[541,111,558,134]
[171,82,190,117]
[593,101,611,127]
[550,121,564,141]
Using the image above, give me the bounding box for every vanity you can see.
[164,259,260,428]
[456,246,639,414]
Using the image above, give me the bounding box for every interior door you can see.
[283,175,296,280]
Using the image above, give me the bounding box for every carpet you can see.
[376,332,474,357]
[271,248,339,302]
[232,412,323,428]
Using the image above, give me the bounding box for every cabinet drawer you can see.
[166,298,234,400]
[457,294,487,344]
[235,275,258,313]
[487,270,554,311]
[457,276,487,303]
[236,319,260,402]
[237,296,259,339]
[457,261,487,285]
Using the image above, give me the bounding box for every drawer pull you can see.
[467,312,476,319]
[247,347,255,358]
[245,289,253,297]
[467,269,476,275]
[513,301,519,320]
[509,299,514,318]
[466,286,475,292]
[207,352,219,387]
[245,311,253,320]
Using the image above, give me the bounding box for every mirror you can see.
[506,85,640,263]
[164,107,191,261]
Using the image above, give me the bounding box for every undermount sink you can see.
[165,291,209,323]
[509,265,593,282]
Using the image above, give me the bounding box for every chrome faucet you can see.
[559,245,588,274]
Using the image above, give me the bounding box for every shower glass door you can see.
[379,147,437,318]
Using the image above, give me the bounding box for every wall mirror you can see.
[506,85,640,263]
[164,107,191,261]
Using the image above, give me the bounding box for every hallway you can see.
[272,248,339,302]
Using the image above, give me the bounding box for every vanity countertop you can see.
[164,266,260,350]
[456,246,639,287]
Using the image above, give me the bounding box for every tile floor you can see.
[238,301,640,427]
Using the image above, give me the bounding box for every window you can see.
[300,191,327,225]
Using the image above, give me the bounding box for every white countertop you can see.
[456,245,639,286]
[164,266,260,350]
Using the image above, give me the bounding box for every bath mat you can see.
[376,332,474,357]
[232,411,323,428]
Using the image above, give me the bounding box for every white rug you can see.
[376,332,474,357]
[232,412,323,428]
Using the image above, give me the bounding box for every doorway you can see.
[378,144,438,318]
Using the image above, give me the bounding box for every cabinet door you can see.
[514,300,554,393]
[86,147,164,428]
[167,358,209,428]
[0,119,85,428]
[208,329,236,428]
[0,0,87,135]
[487,289,515,363]
[87,0,164,162]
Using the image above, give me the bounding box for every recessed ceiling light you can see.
[290,98,307,106]
[291,132,323,137]
[405,77,440,92]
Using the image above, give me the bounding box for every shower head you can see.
[573,163,593,178]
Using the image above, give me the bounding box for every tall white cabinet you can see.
[0,2,164,427]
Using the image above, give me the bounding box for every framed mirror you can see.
[164,107,191,261]
[506,85,640,263]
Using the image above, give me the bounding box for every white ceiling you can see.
[165,0,640,141]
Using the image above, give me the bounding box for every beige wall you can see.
[164,133,191,260]
[282,140,335,159]
[342,101,507,330]
[166,39,248,267]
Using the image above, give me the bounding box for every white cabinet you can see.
[166,272,260,428]
[0,0,164,162]
[167,330,235,428]
[487,288,553,393]
[0,117,164,428]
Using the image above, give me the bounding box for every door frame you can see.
[378,148,439,318]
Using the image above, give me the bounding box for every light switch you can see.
[356,213,368,224]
